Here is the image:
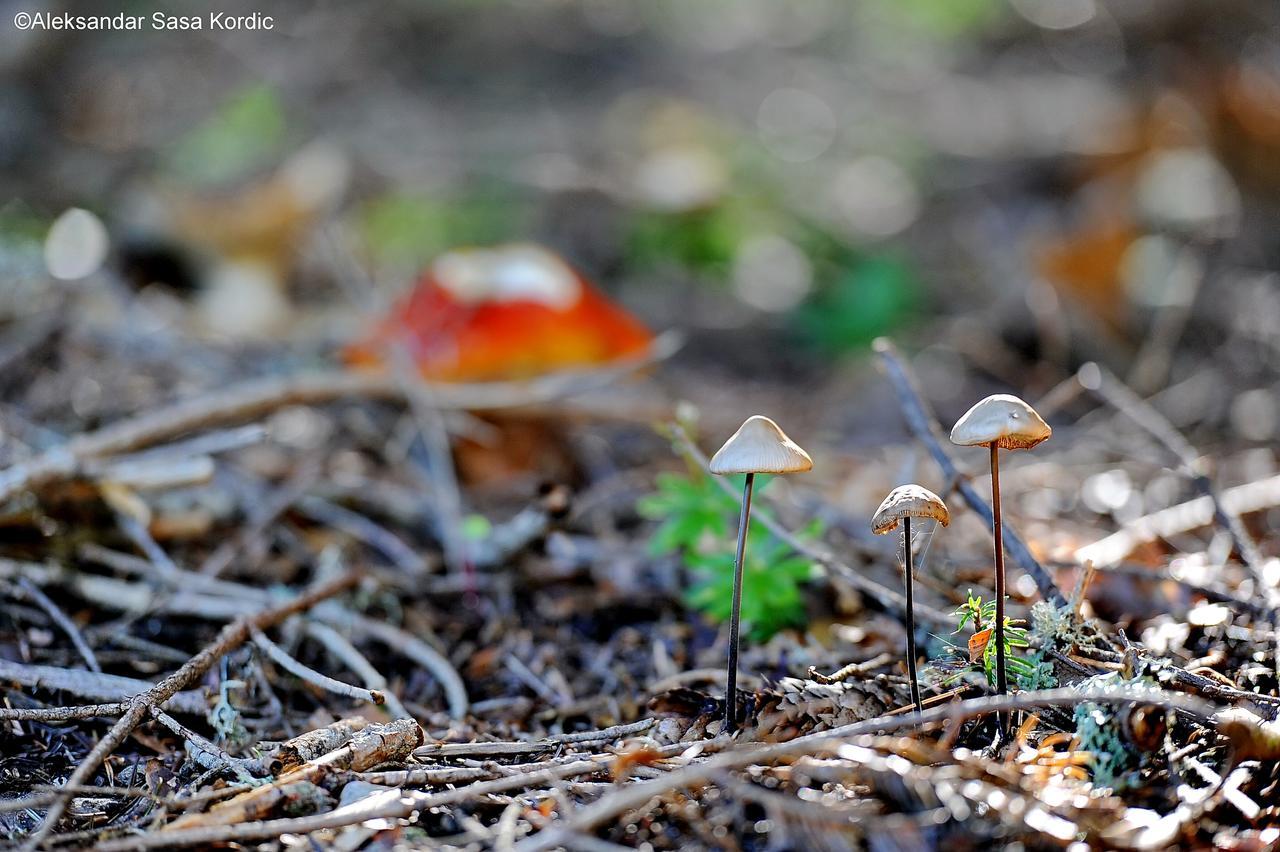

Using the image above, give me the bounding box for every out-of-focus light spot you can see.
[70,377,102,419]
[1013,75,1131,155]
[653,0,768,53]
[280,141,350,212]
[1143,473,1181,509]
[1187,601,1231,627]
[1265,559,1280,589]
[923,78,1010,157]
[1121,234,1200,309]
[197,259,289,338]
[1009,0,1095,30]
[270,406,333,449]
[1230,388,1276,442]
[830,156,920,238]
[756,88,837,163]
[632,145,727,212]
[732,234,812,312]
[1081,469,1131,514]
[1135,148,1241,238]
[45,208,109,280]
[1142,618,1188,654]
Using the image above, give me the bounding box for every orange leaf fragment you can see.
[968,628,993,664]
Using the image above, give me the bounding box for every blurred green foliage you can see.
[638,470,821,641]
[638,470,735,556]
[358,193,524,268]
[168,83,286,186]
[870,0,1003,37]
[795,252,920,352]
[626,205,751,280]
[624,185,921,354]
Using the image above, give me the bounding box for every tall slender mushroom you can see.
[709,415,813,732]
[949,394,1051,722]
[872,484,950,715]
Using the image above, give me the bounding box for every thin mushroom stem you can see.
[725,472,755,733]
[903,516,922,715]
[990,442,1008,732]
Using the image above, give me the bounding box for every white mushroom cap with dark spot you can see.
[949,394,1051,451]
[871,484,950,534]
[709,415,813,476]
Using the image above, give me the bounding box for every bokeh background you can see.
[2,0,1279,487]
[5,6,1280,840]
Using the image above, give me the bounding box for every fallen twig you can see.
[14,577,101,673]
[19,571,360,851]
[1075,473,1280,568]
[150,706,258,783]
[1076,362,1270,578]
[518,686,1218,851]
[304,620,410,719]
[251,626,385,707]
[0,333,681,506]
[0,659,206,715]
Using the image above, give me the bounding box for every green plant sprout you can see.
[950,591,1037,689]
[638,470,821,642]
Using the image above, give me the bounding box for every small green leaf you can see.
[168,84,286,186]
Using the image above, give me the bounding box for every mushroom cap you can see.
[949,394,1051,450]
[871,484,950,534]
[709,415,813,475]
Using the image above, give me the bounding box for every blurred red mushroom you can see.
[345,243,653,381]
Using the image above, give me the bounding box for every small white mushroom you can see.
[871,484,949,715]
[950,394,1050,729]
[708,415,812,733]
[709,415,813,475]
[949,394,1051,450]
[871,484,951,535]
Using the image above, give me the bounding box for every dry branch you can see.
[0,659,206,714]
[162,717,424,832]
[0,333,680,506]
[18,571,360,850]
[251,626,385,706]
[518,686,1219,851]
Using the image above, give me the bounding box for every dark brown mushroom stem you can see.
[725,472,755,733]
[902,515,922,715]
[990,442,1008,732]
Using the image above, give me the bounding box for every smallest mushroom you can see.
[872,484,949,715]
